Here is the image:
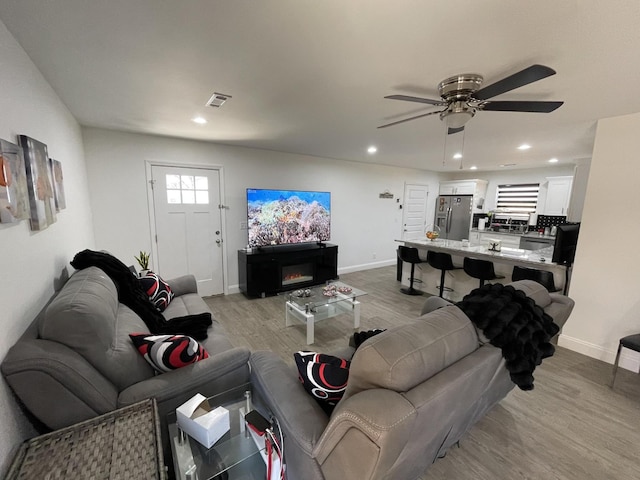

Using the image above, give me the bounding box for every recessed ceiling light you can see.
[517,144,531,150]
[367,146,378,154]
[470,166,477,170]
[453,152,463,159]
[192,117,207,125]
[548,158,559,163]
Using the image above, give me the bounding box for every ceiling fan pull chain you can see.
[459,129,466,170]
[442,123,449,167]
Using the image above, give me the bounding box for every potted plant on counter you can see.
[135,251,150,277]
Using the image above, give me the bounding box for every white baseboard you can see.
[227,284,241,295]
[338,259,396,275]
[559,334,640,372]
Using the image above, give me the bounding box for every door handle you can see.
[446,207,452,233]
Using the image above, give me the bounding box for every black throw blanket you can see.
[71,249,212,340]
[455,283,559,390]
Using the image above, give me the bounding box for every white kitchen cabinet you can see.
[439,180,488,212]
[543,176,573,216]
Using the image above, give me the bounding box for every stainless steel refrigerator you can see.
[434,195,473,240]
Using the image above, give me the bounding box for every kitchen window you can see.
[495,183,539,214]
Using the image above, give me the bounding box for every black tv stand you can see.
[238,243,338,297]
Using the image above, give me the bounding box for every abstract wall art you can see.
[50,158,66,211]
[18,135,56,230]
[0,138,30,224]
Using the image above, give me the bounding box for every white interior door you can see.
[151,165,224,296]
[401,183,429,240]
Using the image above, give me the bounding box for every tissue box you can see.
[176,393,230,448]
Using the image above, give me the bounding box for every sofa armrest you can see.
[420,296,453,316]
[547,293,575,331]
[166,274,198,297]
[249,351,329,455]
[118,347,251,408]
[314,389,416,479]
[1,338,118,430]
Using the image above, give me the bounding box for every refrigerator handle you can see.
[446,207,452,233]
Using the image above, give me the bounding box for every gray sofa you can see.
[1,266,250,432]
[250,280,575,480]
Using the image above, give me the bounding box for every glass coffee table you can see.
[284,280,367,344]
[167,383,282,480]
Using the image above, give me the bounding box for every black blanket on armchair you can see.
[455,283,559,390]
[71,249,212,340]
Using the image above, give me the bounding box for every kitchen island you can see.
[397,238,568,302]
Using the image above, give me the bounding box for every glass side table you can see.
[167,383,282,480]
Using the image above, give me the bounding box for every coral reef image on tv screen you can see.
[247,189,331,247]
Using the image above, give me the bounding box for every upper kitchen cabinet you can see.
[439,179,488,212]
[542,176,573,215]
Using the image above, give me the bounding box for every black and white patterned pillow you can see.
[138,271,174,312]
[294,351,350,414]
[130,333,209,373]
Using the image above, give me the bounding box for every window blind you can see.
[495,183,540,213]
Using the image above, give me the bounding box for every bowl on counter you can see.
[426,231,439,241]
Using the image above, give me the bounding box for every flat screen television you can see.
[247,188,331,247]
[552,222,580,266]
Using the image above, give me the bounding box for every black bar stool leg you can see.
[610,341,623,388]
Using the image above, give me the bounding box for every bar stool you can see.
[427,251,461,298]
[511,266,559,292]
[397,246,424,296]
[610,333,640,388]
[463,257,505,288]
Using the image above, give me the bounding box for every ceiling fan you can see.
[378,64,563,134]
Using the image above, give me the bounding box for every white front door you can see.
[151,165,224,296]
[401,183,429,240]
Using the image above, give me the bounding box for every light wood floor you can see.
[205,266,640,480]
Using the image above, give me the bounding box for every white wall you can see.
[82,128,442,289]
[559,112,640,372]
[0,21,95,474]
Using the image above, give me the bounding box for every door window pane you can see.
[166,175,181,189]
[181,175,195,189]
[182,190,195,204]
[195,176,208,190]
[167,189,181,204]
[165,173,211,205]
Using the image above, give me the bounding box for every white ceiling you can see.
[1,0,639,172]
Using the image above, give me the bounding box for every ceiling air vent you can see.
[206,92,232,108]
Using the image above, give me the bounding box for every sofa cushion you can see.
[343,306,478,400]
[39,267,154,391]
[294,351,350,414]
[163,293,211,319]
[139,271,174,312]
[130,333,209,373]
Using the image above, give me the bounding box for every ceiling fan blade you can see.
[448,126,465,135]
[384,94,444,106]
[377,110,444,129]
[473,65,557,101]
[480,101,563,113]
